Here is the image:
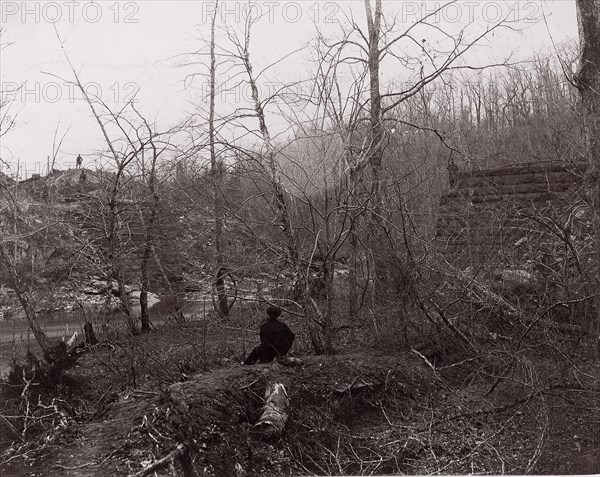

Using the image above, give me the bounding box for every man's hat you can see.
[266,306,282,318]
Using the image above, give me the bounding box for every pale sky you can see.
[0,1,579,179]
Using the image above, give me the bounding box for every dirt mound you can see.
[6,340,596,476]
[1,351,434,476]
[143,352,436,477]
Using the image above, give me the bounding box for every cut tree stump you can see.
[254,382,289,437]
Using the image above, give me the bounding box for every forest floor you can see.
[0,311,598,476]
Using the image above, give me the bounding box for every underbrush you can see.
[130,353,439,476]
[113,300,598,475]
[285,360,428,475]
[1,297,598,475]
[129,337,599,476]
[0,343,83,466]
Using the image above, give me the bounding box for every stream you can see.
[0,297,212,376]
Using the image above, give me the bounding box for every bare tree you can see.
[225,14,327,353]
[308,1,516,327]
[574,0,600,342]
[54,32,155,334]
[310,32,370,320]
[0,28,53,355]
[0,27,18,161]
[0,238,52,354]
[208,0,232,317]
[132,110,172,332]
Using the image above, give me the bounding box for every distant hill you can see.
[42,168,108,188]
[1,166,189,294]
[15,168,113,201]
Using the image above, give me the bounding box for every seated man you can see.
[244,306,295,365]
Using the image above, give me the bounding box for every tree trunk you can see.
[116,272,135,334]
[140,147,160,333]
[348,227,358,319]
[0,242,52,354]
[364,0,384,183]
[84,322,98,345]
[322,261,334,353]
[348,168,359,320]
[214,267,231,316]
[364,0,389,305]
[575,0,600,343]
[152,246,185,322]
[140,251,151,332]
[209,0,229,318]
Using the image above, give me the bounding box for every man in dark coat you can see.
[244,306,295,364]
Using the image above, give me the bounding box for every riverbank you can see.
[1,311,598,476]
[0,277,168,321]
[0,296,215,378]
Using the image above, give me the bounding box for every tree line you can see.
[0,0,598,358]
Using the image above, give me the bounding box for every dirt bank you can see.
[1,318,598,476]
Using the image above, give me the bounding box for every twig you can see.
[131,390,160,397]
[411,349,443,382]
[385,364,399,390]
[131,444,191,477]
[239,379,259,390]
[52,462,94,470]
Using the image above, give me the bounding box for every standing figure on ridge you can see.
[76,154,83,169]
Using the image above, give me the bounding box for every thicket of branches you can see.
[1,3,599,473]
[0,5,593,353]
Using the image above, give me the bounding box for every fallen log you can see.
[254,382,289,437]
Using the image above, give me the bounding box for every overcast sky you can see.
[0,1,578,179]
